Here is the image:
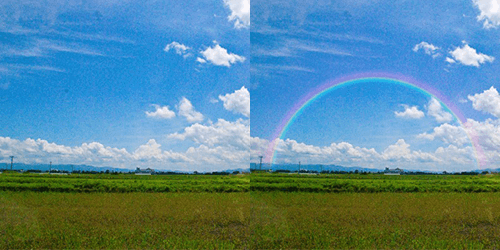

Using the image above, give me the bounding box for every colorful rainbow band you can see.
[264,72,485,168]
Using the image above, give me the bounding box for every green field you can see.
[3,173,500,248]
[0,173,250,192]
[251,173,500,192]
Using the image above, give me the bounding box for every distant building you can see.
[135,167,154,175]
[384,167,403,175]
[250,169,272,173]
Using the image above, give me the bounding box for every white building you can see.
[135,167,154,175]
[384,167,403,175]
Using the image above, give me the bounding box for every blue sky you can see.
[0,0,250,171]
[251,0,500,171]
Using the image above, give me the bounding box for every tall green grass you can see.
[251,173,500,192]
[0,173,249,192]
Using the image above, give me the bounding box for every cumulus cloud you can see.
[473,0,500,28]
[250,137,475,171]
[413,41,440,58]
[164,41,191,57]
[381,139,438,162]
[465,118,500,152]
[427,98,453,123]
[223,0,250,29]
[177,97,204,123]
[0,137,187,169]
[468,86,500,118]
[447,42,494,67]
[169,118,249,150]
[218,86,250,117]
[145,105,176,119]
[413,86,500,168]
[394,105,425,119]
[417,123,470,146]
[199,41,245,67]
[0,132,252,171]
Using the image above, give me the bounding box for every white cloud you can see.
[473,0,500,28]
[168,118,249,150]
[0,133,251,171]
[445,57,456,63]
[168,118,250,169]
[465,118,500,152]
[196,57,207,63]
[427,98,453,123]
[145,105,176,119]
[164,41,191,57]
[413,41,440,58]
[417,123,469,146]
[223,0,250,29]
[177,97,204,123]
[218,86,250,117]
[381,139,438,162]
[394,105,425,119]
[448,42,494,67]
[462,118,500,167]
[468,86,500,118]
[250,137,475,171]
[132,139,188,162]
[459,97,469,104]
[199,42,245,67]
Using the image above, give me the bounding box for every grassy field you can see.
[3,173,500,248]
[1,192,251,249]
[0,173,250,192]
[251,173,500,192]
[251,192,500,249]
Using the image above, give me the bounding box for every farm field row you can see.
[250,173,500,192]
[0,173,250,192]
[4,173,500,193]
[3,191,500,249]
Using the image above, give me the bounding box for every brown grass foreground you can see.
[3,191,500,248]
[0,192,251,249]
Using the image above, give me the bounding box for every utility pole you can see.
[320,164,323,173]
[49,161,52,173]
[10,156,14,170]
[259,156,263,170]
[298,161,301,174]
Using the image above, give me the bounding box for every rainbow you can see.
[264,72,485,168]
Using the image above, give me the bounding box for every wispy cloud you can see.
[253,64,315,74]
[286,39,352,56]
[0,64,65,75]
[36,39,105,57]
